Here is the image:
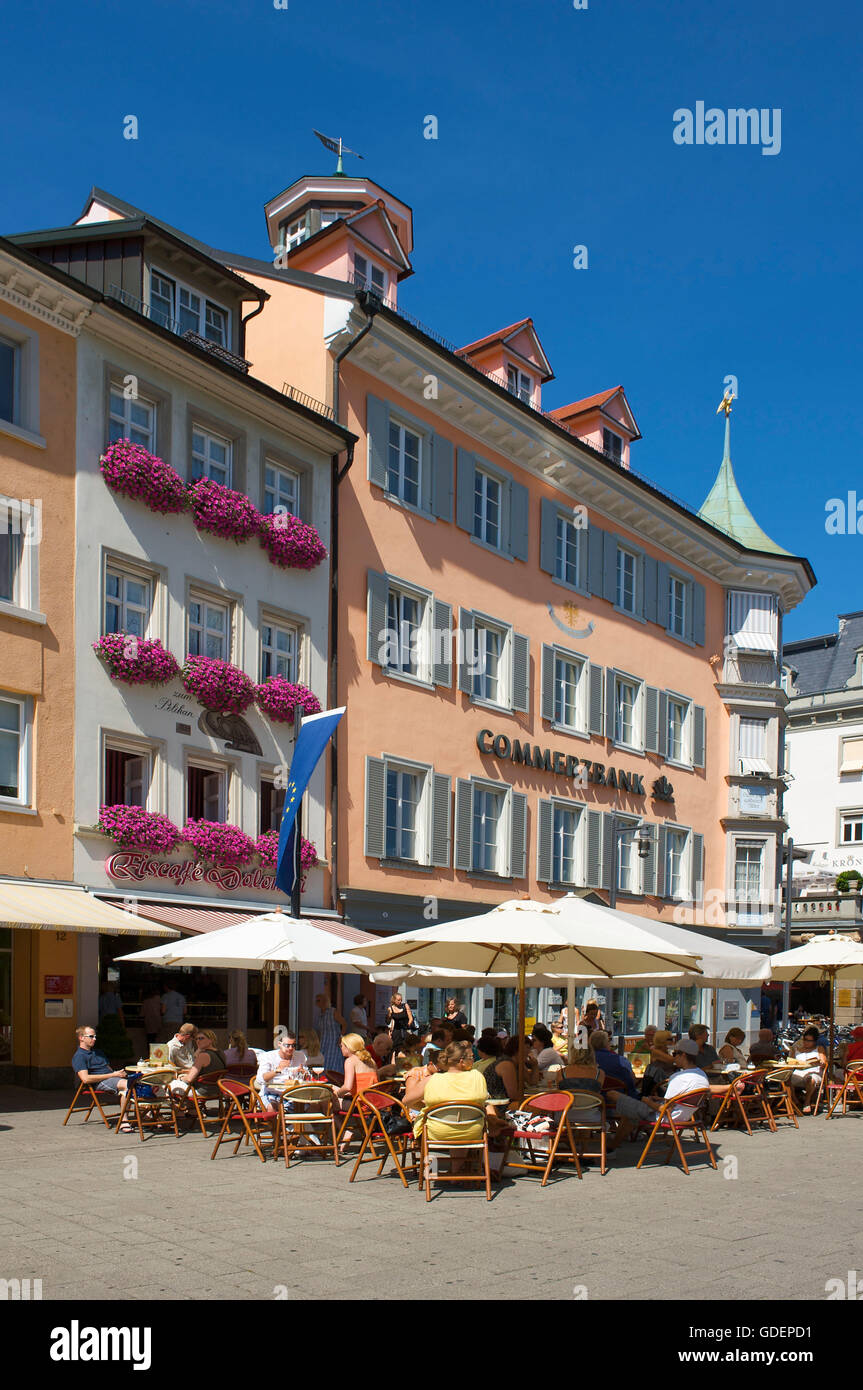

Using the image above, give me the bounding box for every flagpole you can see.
[291,707,303,921]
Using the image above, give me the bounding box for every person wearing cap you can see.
[607,1039,709,1147]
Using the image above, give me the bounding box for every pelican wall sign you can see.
[547,600,595,640]
[197,709,263,756]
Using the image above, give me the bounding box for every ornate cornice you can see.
[0,253,91,336]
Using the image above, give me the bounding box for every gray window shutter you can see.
[644,685,660,753]
[454,778,473,871]
[458,608,475,693]
[657,690,668,759]
[364,756,386,857]
[587,523,604,597]
[541,644,555,721]
[510,792,527,878]
[456,450,475,532]
[540,497,557,575]
[511,632,530,713]
[537,798,553,883]
[585,809,604,888]
[642,824,658,896]
[367,570,389,665]
[430,773,451,867]
[432,599,452,687]
[605,667,616,740]
[588,662,605,736]
[602,813,615,892]
[367,395,389,489]
[691,832,704,903]
[657,562,670,629]
[577,523,589,591]
[643,556,658,624]
[691,581,706,646]
[603,533,619,603]
[510,479,529,561]
[655,824,667,898]
[431,433,453,522]
[693,705,706,768]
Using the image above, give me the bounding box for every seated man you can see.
[72,1025,129,1126]
[421,1029,447,1065]
[749,1027,780,1066]
[588,1030,640,1099]
[631,1024,657,1059]
[608,1040,709,1146]
[689,1023,720,1072]
[167,1023,197,1069]
[254,1031,309,1107]
[368,1031,398,1079]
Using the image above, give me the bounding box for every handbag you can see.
[380,1110,412,1138]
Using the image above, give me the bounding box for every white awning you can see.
[0,882,180,937]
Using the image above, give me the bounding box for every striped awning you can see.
[103,899,376,944]
[0,882,180,937]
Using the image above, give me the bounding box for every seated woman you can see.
[503,1033,539,1086]
[558,1047,606,1147]
[224,1030,257,1068]
[789,1026,827,1113]
[413,1041,504,1164]
[530,1023,561,1074]
[718,1028,749,1068]
[332,1033,379,1147]
[298,1028,325,1069]
[474,1034,518,1102]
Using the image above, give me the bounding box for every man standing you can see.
[98,980,125,1028]
[160,979,187,1038]
[71,1025,129,1125]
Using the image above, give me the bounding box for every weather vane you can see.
[716,388,736,417]
[313,130,364,176]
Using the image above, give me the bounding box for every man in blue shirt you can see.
[588,1029,640,1098]
[72,1025,128,1099]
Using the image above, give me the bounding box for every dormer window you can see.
[507,365,532,404]
[320,209,341,228]
[148,269,230,348]
[284,215,309,250]
[354,253,387,298]
[603,428,623,463]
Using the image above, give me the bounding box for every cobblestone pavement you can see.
[1,1087,860,1302]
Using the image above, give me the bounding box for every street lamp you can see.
[608,816,652,912]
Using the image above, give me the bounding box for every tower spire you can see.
[697,391,789,555]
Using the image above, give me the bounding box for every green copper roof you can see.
[698,413,789,555]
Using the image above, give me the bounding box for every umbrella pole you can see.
[828,967,836,1086]
[517,954,527,1099]
[273,972,280,1045]
[567,979,576,1059]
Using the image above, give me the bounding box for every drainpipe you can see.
[328,292,381,912]
[239,295,266,359]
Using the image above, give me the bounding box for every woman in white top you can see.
[789,1026,827,1112]
[718,1028,748,1068]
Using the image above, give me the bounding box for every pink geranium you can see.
[181,820,256,868]
[188,478,262,542]
[100,440,187,514]
[93,632,179,686]
[98,805,181,853]
[181,656,255,713]
[256,830,318,888]
[258,511,327,570]
[254,677,322,724]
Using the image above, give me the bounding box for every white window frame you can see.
[728,590,779,654]
[379,577,432,686]
[191,426,232,487]
[386,418,423,509]
[666,693,692,766]
[102,735,156,811]
[0,313,41,444]
[554,512,581,588]
[473,467,503,551]
[149,267,231,347]
[738,716,771,775]
[383,757,432,865]
[551,800,583,886]
[284,216,309,250]
[839,736,863,775]
[0,333,21,428]
[616,546,638,615]
[665,826,690,901]
[839,810,863,846]
[472,617,511,709]
[603,427,623,462]
[186,757,231,823]
[0,494,39,615]
[354,253,387,298]
[506,364,532,404]
[613,672,643,751]
[103,560,153,639]
[615,814,644,895]
[187,591,232,662]
[668,574,687,638]
[553,650,587,732]
[263,461,300,518]
[471,779,510,877]
[260,774,286,835]
[733,839,766,914]
[108,386,156,451]
[260,617,299,683]
[0,692,32,809]
[319,209,341,229]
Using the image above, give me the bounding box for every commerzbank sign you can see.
[476,728,675,801]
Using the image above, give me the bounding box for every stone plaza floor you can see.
[1,1086,860,1302]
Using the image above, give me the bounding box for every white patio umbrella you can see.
[769,931,863,1077]
[335,897,702,1093]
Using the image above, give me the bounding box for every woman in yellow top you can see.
[414,1041,496,1142]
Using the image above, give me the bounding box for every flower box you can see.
[98,805,181,854]
[255,830,318,887]
[100,440,187,514]
[181,820,256,868]
[254,677,322,724]
[258,511,327,570]
[187,477,262,542]
[181,655,255,713]
[93,632,180,686]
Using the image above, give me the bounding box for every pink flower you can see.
[98,805,181,853]
[188,477,262,542]
[255,831,318,888]
[258,511,327,570]
[181,656,255,713]
[181,820,256,868]
[254,677,322,724]
[93,632,179,686]
[100,440,187,514]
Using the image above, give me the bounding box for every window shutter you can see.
[584,809,604,888]
[642,824,658,896]
[644,685,660,754]
[540,498,557,575]
[643,556,658,624]
[366,395,389,489]
[432,599,452,687]
[511,632,530,713]
[603,533,618,603]
[605,667,616,740]
[430,773,451,867]
[458,608,475,693]
[655,825,667,899]
[510,479,529,561]
[364,756,386,857]
[602,813,615,891]
[541,644,555,721]
[454,778,473,871]
[367,570,389,665]
[657,562,670,629]
[587,523,604,597]
[691,832,704,904]
[588,662,605,736]
[657,690,668,759]
[691,581,706,646]
[577,521,589,591]
[431,434,453,522]
[456,450,475,532]
[510,792,527,878]
[693,705,706,768]
[537,798,553,883]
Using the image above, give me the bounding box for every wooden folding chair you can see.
[762,1068,800,1129]
[63,1080,122,1129]
[117,1070,179,1142]
[637,1089,717,1175]
[336,1078,396,1148]
[710,1069,776,1135]
[419,1102,492,1201]
[176,1070,227,1135]
[504,1092,581,1186]
[565,1090,609,1175]
[826,1060,863,1118]
[210,1079,279,1162]
[276,1084,340,1168]
[348,1090,419,1188]
[225,1062,257,1081]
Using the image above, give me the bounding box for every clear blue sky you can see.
[2,0,859,640]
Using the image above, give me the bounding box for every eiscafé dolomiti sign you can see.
[106,852,278,893]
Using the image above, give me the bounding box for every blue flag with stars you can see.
[275,707,345,896]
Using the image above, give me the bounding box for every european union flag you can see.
[275,707,345,896]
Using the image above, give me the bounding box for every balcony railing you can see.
[108,286,251,373]
[280,383,335,421]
